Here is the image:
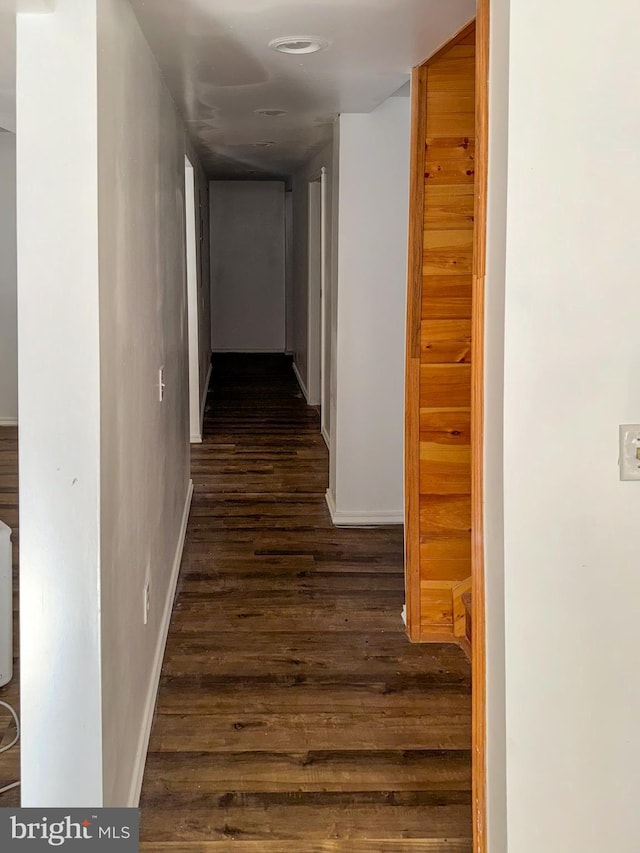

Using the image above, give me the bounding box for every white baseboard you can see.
[292,361,309,401]
[321,424,330,449]
[0,418,18,427]
[191,361,212,443]
[325,487,337,520]
[128,478,194,806]
[325,489,403,527]
[199,361,212,434]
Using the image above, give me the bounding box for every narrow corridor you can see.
[139,354,472,851]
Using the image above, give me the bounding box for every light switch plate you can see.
[619,424,640,480]
[158,366,165,402]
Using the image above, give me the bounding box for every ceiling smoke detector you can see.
[268,36,329,55]
[255,108,288,117]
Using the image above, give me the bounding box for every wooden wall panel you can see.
[422,275,472,320]
[405,23,476,645]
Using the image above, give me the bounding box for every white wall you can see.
[0,10,15,134]
[328,97,410,524]
[210,181,285,352]
[186,137,212,421]
[485,0,640,849]
[97,0,194,806]
[17,0,198,807]
[0,131,17,424]
[17,0,103,806]
[291,141,333,403]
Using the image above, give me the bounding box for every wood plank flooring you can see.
[139,354,472,851]
[0,356,471,843]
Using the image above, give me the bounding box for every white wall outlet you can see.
[158,366,165,402]
[619,424,640,480]
[143,564,151,625]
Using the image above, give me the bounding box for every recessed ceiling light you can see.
[255,108,288,117]
[268,36,329,55]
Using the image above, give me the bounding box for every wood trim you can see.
[471,0,489,851]
[404,64,428,642]
[405,9,490,847]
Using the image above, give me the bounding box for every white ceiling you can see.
[0,0,475,168]
[129,0,475,178]
[0,0,55,131]
[0,9,15,132]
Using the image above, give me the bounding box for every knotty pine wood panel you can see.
[425,137,475,179]
[418,557,471,588]
[424,186,475,233]
[139,354,472,847]
[426,48,476,89]
[421,275,472,320]
[419,488,472,540]
[419,581,457,632]
[421,530,470,563]
[420,409,471,444]
[421,320,471,364]
[420,365,472,409]
[420,442,472,496]
[412,24,475,643]
[423,229,473,276]
[426,112,475,140]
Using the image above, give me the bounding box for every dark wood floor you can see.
[0,357,472,842]
[139,354,472,851]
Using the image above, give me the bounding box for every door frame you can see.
[319,166,330,446]
[404,3,489,850]
[306,173,324,408]
[184,155,202,444]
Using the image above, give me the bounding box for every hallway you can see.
[139,354,472,850]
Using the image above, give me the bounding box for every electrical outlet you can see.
[619,424,640,480]
[158,366,165,402]
[143,564,151,625]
